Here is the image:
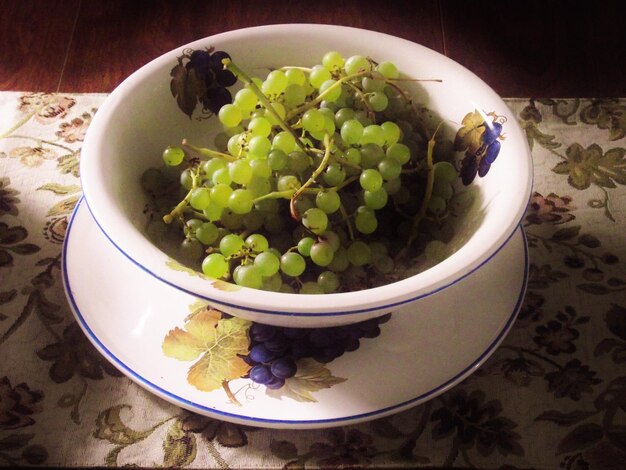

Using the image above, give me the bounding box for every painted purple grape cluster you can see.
[460,120,503,185]
[241,313,391,389]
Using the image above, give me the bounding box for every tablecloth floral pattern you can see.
[1,92,625,469]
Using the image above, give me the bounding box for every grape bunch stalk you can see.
[144,50,466,294]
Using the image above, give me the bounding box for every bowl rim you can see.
[80,23,533,317]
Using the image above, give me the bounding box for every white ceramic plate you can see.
[62,198,528,429]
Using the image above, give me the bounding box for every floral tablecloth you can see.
[1,93,625,469]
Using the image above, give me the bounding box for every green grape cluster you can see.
[143,51,461,293]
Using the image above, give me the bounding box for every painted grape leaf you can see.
[163,312,251,393]
[454,110,485,153]
[266,358,347,403]
[170,63,206,118]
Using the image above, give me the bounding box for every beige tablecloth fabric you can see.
[1,93,625,469]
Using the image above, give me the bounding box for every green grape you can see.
[302,208,328,235]
[229,160,253,186]
[254,251,280,276]
[345,147,361,166]
[315,189,341,214]
[234,88,258,111]
[201,158,226,178]
[272,131,296,154]
[386,142,411,165]
[196,222,219,245]
[360,143,384,168]
[292,194,314,215]
[202,253,229,278]
[245,233,269,253]
[317,270,340,293]
[368,91,388,112]
[243,210,265,231]
[340,119,364,145]
[355,205,378,234]
[163,146,185,166]
[319,79,341,102]
[265,101,286,127]
[262,70,288,95]
[287,151,310,174]
[424,240,448,263]
[323,162,346,186]
[255,198,279,214]
[434,161,458,183]
[300,282,324,294]
[368,241,388,261]
[320,230,341,252]
[360,124,386,146]
[221,208,244,230]
[322,51,345,70]
[214,132,229,152]
[248,117,272,137]
[248,135,271,158]
[335,107,356,127]
[218,104,243,128]
[363,187,388,210]
[190,187,211,210]
[344,55,371,75]
[310,241,334,267]
[210,183,232,208]
[280,252,306,277]
[268,149,288,171]
[250,159,271,178]
[186,218,203,233]
[376,255,395,274]
[362,73,386,92]
[297,236,315,256]
[228,188,254,214]
[378,157,402,181]
[432,179,454,199]
[285,67,306,85]
[219,233,245,257]
[227,133,245,157]
[180,168,194,190]
[428,195,447,215]
[203,201,223,222]
[347,240,371,266]
[234,264,263,289]
[360,168,383,191]
[328,247,349,272]
[376,61,399,79]
[382,177,401,195]
[284,84,307,107]
[277,174,301,191]
[261,272,282,291]
[309,65,331,89]
[381,121,401,146]
[302,108,325,133]
[355,109,372,126]
[180,238,203,262]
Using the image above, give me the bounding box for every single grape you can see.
[302,208,328,235]
[234,87,258,111]
[323,162,346,186]
[218,103,243,128]
[360,124,386,147]
[363,187,388,210]
[201,253,228,278]
[162,146,185,166]
[245,233,269,253]
[335,107,356,127]
[270,357,297,379]
[378,157,402,181]
[248,135,271,158]
[482,122,503,145]
[283,84,307,107]
[317,270,340,293]
[368,91,388,112]
[386,143,411,165]
[297,237,315,257]
[219,233,245,257]
[309,65,331,89]
[315,189,341,214]
[179,169,193,190]
[376,61,399,79]
[287,151,311,174]
[234,264,263,288]
[196,222,219,245]
[355,206,378,234]
[249,344,276,363]
[277,174,301,192]
[381,121,401,146]
[310,241,334,267]
[212,167,232,185]
[347,240,371,266]
[319,79,341,102]
[434,161,458,183]
[359,169,383,191]
[249,364,273,384]
[340,119,364,145]
[268,149,288,171]
[280,252,306,277]
[484,139,501,164]
[285,67,306,85]
[229,160,253,185]
[360,143,385,168]
[228,189,254,214]
[190,187,211,210]
[302,108,325,133]
[263,70,288,95]
[248,116,272,137]
[272,131,297,154]
[344,55,371,75]
[322,51,345,70]
[254,251,280,276]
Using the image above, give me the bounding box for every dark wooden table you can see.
[2,0,625,97]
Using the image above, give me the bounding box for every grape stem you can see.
[285,70,370,120]
[222,58,310,155]
[395,121,444,259]
[222,381,242,406]
[182,139,237,162]
[343,81,375,120]
[162,173,199,224]
[290,133,333,219]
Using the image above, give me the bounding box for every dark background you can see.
[2,0,625,97]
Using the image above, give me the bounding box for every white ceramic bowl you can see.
[80,24,532,327]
